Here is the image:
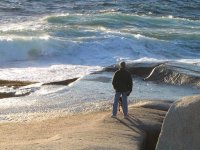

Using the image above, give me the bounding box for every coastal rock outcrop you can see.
[104,62,200,87]
[145,63,200,87]
[103,62,160,77]
[156,95,200,150]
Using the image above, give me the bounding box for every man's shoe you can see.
[124,115,129,119]
[111,115,117,118]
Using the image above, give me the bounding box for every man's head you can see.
[119,61,126,69]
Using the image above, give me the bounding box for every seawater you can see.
[0,0,200,81]
[1,72,199,122]
[0,0,200,122]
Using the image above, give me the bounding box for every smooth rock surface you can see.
[156,95,200,150]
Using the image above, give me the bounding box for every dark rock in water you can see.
[42,78,79,86]
[127,63,160,77]
[103,62,160,77]
[0,92,16,99]
[0,80,36,99]
[144,63,200,87]
[0,91,31,99]
[0,80,36,88]
[103,62,200,88]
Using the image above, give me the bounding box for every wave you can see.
[38,13,200,43]
[1,12,199,46]
[0,22,160,65]
[46,12,200,27]
[0,12,199,82]
[0,37,54,63]
[0,31,199,67]
[2,12,199,34]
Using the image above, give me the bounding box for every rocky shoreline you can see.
[1,62,199,100]
[104,62,200,87]
[0,78,78,99]
[0,62,199,149]
[0,80,36,98]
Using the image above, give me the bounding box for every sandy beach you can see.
[0,101,170,150]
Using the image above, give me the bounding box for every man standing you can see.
[112,61,133,118]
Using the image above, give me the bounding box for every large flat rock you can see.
[156,95,200,150]
[0,100,171,150]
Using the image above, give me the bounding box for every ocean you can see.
[0,0,200,122]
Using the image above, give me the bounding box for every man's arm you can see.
[128,73,133,92]
[112,72,118,90]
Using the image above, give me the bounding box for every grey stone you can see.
[156,95,200,150]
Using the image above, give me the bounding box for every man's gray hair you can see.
[119,61,126,68]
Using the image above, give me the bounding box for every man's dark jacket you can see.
[112,68,133,92]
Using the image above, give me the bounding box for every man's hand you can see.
[126,91,131,96]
